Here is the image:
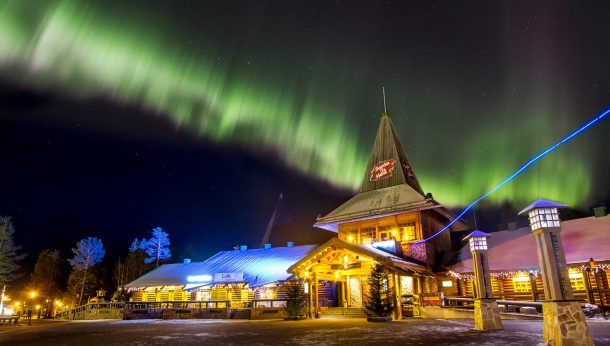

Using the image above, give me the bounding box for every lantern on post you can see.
[519,199,593,346]
[464,230,502,331]
[464,231,493,299]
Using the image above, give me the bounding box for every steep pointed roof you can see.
[360,113,425,196]
[315,111,462,232]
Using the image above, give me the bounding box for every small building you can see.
[125,244,317,307]
[447,214,610,306]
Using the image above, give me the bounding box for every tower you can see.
[314,109,466,266]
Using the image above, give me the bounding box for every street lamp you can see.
[28,291,37,325]
[519,199,593,345]
[463,230,502,331]
[464,231,493,299]
[589,258,607,319]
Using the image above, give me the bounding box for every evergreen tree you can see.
[124,238,150,283]
[68,237,105,306]
[284,280,306,317]
[143,227,171,267]
[66,267,104,306]
[31,249,66,317]
[364,264,394,317]
[0,216,26,286]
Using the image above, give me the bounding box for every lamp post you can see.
[519,200,593,346]
[589,258,607,319]
[28,291,37,326]
[464,230,503,331]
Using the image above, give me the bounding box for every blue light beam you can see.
[414,105,610,244]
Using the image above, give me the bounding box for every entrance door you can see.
[349,277,362,307]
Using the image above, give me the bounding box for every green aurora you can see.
[0,1,604,207]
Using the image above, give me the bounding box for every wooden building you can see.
[447,214,610,307]
[125,244,317,307]
[288,111,468,318]
[124,107,609,317]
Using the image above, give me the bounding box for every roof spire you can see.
[382,86,388,116]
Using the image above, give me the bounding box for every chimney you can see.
[183,258,191,264]
[264,243,272,250]
[287,241,294,248]
[593,206,607,218]
[240,245,248,251]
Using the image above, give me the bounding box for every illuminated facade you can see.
[289,111,468,319]
[125,244,317,307]
[124,109,610,318]
[447,213,610,307]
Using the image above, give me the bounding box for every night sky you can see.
[1,1,610,272]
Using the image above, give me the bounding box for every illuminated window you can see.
[568,270,586,291]
[360,228,376,243]
[442,280,453,288]
[399,222,416,241]
[401,276,414,295]
[528,208,561,230]
[379,226,392,241]
[468,237,488,251]
[512,275,531,292]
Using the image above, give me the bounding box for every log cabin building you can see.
[124,109,610,316]
[445,213,610,307]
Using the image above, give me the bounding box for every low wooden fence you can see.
[55,302,125,319]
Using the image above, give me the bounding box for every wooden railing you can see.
[56,298,291,319]
[125,300,231,310]
[55,302,125,318]
[443,296,542,309]
[125,299,288,309]
[252,299,287,308]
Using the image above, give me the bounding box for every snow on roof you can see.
[463,230,493,240]
[449,215,610,273]
[125,244,318,288]
[518,199,568,215]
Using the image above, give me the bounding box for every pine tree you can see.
[284,280,306,318]
[364,264,394,317]
[31,249,65,317]
[143,227,171,267]
[68,237,105,306]
[66,267,103,307]
[124,238,150,283]
[0,216,26,286]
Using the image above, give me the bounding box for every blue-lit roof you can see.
[463,230,492,240]
[125,244,318,289]
[518,199,568,215]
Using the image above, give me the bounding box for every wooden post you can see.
[394,273,402,320]
[314,272,319,318]
[346,275,351,307]
[308,279,313,319]
[583,269,594,305]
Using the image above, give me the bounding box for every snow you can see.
[450,215,610,273]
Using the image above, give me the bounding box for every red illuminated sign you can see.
[370,159,396,181]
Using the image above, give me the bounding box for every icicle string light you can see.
[415,105,610,244]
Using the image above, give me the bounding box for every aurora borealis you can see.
[2,0,610,210]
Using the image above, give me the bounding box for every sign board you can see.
[421,293,442,306]
[331,262,361,270]
[214,272,244,282]
[370,159,396,181]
